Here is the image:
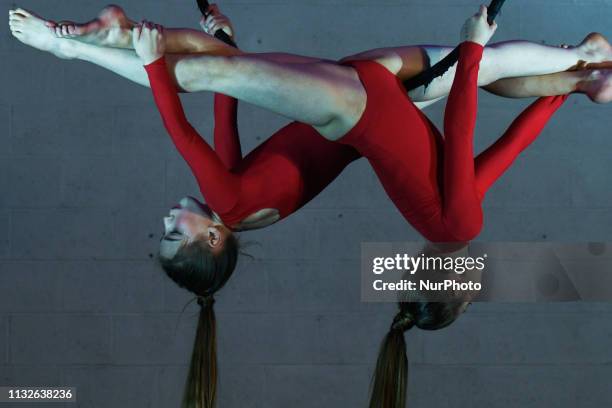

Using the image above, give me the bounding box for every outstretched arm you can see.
[204,8,243,170]
[213,93,242,171]
[138,24,240,213]
[474,95,569,198]
[440,41,486,241]
[439,6,496,242]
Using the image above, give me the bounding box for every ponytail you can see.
[370,302,465,408]
[369,312,414,408]
[182,295,217,408]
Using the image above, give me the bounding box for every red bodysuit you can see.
[145,60,360,228]
[145,45,566,240]
[338,42,568,242]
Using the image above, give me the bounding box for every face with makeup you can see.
[159,196,232,260]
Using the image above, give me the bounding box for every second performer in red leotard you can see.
[337,41,568,242]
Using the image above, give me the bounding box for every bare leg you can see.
[485,71,583,97]
[485,69,612,103]
[342,34,612,101]
[409,34,612,101]
[48,5,240,55]
[8,9,352,98]
[49,6,341,63]
[10,8,612,142]
[48,4,612,87]
[172,53,365,139]
[12,13,363,141]
[17,5,612,98]
[62,37,362,134]
[52,39,362,138]
[68,41,151,87]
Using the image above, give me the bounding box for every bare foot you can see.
[577,32,612,64]
[580,69,612,103]
[9,8,75,59]
[51,5,133,48]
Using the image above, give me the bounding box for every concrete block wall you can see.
[1,0,611,406]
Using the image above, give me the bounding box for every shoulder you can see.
[232,208,281,231]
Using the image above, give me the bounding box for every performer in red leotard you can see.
[155,85,360,230]
[140,11,571,407]
[337,44,568,242]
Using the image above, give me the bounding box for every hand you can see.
[460,5,497,46]
[200,4,235,41]
[133,20,165,65]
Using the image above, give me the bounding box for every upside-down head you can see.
[158,196,239,408]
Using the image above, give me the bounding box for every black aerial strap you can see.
[403,0,507,91]
[196,0,237,47]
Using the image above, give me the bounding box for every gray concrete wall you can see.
[1,0,611,407]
